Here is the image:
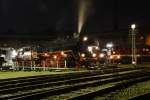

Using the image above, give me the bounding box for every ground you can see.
[0,70,87,79]
[0,64,149,79]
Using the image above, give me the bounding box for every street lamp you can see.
[131,24,136,30]
[131,24,137,65]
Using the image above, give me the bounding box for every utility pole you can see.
[30,46,33,70]
[131,24,137,65]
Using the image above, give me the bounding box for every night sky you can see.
[0,0,150,37]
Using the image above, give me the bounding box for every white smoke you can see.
[78,0,93,34]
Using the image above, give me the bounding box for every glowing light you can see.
[131,24,136,30]
[117,55,121,59]
[83,36,88,41]
[53,55,57,59]
[81,53,85,57]
[11,50,17,58]
[19,48,23,52]
[110,55,113,59]
[88,46,93,53]
[113,51,116,54]
[0,54,5,58]
[24,52,31,56]
[92,53,96,57]
[61,51,64,55]
[44,53,48,56]
[95,46,99,50]
[102,49,108,52]
[99,53,104,58]
[132,61,136,64]
[106,43,113,48]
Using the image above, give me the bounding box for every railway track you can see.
[0,67,149,100]
[69,76,150,100]
[0,67,135,90]
[0,70,99,85]
[0,69,141,95]
[129,93,150,100]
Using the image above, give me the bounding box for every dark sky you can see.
[0,0,150,37]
